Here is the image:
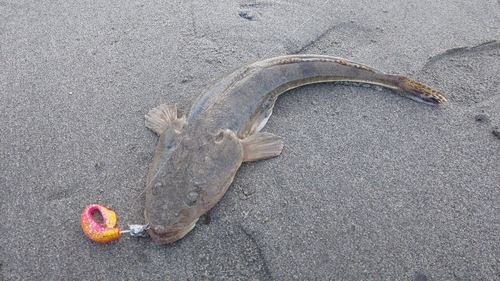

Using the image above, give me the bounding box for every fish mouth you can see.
[146,216,199,244]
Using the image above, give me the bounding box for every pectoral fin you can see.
[240,132,283,162]
[145,104,179,135]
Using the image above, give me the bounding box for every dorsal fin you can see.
[145,104,179,135]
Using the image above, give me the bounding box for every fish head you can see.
[144,125,243,244]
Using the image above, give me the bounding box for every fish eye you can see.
[215,131,224,143]
[152,182,163,196]
[185,191,199,206]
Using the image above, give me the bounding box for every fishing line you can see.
[199,0,332,125]
[122,0,331,226]
[260,0,331,59]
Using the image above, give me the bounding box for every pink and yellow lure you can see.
[80,204,121,243]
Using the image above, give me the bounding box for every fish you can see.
[143,54,447,244]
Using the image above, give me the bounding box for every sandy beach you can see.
[2,0,499,279]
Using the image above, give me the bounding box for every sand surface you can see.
[2,0,500,280]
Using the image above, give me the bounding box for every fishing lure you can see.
[80,204,148,242]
